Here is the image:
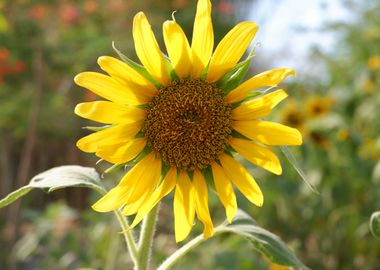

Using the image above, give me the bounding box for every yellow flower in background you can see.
[74,0,302,242]
[305,96,334,118]
[280,100,305,132]
[368,55,380,70]
[362,78,375,93]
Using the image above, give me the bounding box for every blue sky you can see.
[246,0,351,74]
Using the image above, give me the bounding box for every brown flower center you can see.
[143,79,232,171]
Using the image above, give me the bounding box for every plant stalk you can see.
[136,205,160,270]
[157,227,227,270]
[114,210,139,266]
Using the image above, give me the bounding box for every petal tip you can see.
[73,73,84,85]
[97,56,109,66]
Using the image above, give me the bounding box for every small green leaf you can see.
[217,48,255,93]
[370,211,380,240]
[0,166,106,209]
[0,186,33,208]
[163,54,179,81]
[281,146,319,194]
[220,210,309,270]
[83,125,110,131]
[112,42,160,89]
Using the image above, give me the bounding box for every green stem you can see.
[114,210,139,265]
[136,205,160,270]
[96,186,138,265]
[157,227,227,270]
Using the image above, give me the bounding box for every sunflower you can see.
[74,0,302,242]
[305,95,334,118]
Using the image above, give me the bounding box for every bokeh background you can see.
[1,0,380,269]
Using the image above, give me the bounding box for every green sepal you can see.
[125,146,153,167]
[104,164,124,174]
[201,166,216,192]
[112,42,161,89]
[217,47,255,94]
[230,129,251,141]
[199,63,210,80]
[163,54,179,81]
[82,125,111,132]
[160,164,171,180]
[244,89,265,100]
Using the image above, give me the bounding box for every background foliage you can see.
[0,0,379,269]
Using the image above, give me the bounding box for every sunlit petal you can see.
[97,56,158,96]
[96,138,146,164]
[207,22,258,82]
[75,101,146,124]
[133,12,170,85]
[130,167,177,228]
[174,171,195,242]
[229,137,282,175]
[226,68,296,103]
[76,123,141,153]
[211,162,237,222]
[219,154,263,207]
[163,20,192,78]
[191,0,213,78]
[231,90,288,120]
[193,170,214,238]
[232,120,303,145]
[74,72,149,105]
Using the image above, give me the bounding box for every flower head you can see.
[74,0,302,242]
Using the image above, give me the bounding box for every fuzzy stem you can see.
[114,210,139,265]
[135,205,160,270]
[157,227,228,270]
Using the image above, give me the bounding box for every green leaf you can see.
[221,210,309,269]
[370,211,380,240]
[112,41,160,89]
[280,146,319,194]
[0,186,33,208]
[29,166,104,193]
[0,166,106,209]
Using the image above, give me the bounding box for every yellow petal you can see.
[229,137,282,175]
[97,56,158,97]
[232,120,303,146]
[226,68,296,103]
[133,12,170,85]
[96,138,146,164]
[92,185,129,212]
[121,189,152,216]
[207,22,258,82]
[92,153,157,212]
[130,167,177,228]
[231,90,288,120]
[76,123,141,153]
[163,20,192,79]
[210,162,237,223]
[174,171,195,242]
[75,101,146,124]
[193,170,214,238]
[219,154,263,207]
[120,153,162,205]
[74,72,149,105]
[191,0,213,78]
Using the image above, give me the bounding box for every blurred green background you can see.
[0,0,379,269]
